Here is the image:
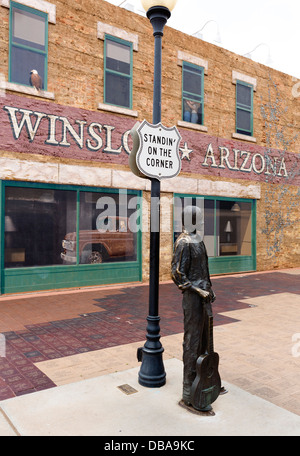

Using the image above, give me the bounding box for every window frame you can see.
[173,193,257,275]
[181,61,204,126]
[9,1,48,90]
[0,180,142,294]
[235,80,253,137]
[104,34,133,110]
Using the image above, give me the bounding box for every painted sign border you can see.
[136,120,182,181]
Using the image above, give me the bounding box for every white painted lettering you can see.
[240,150,253,173]
[232,148,240,170]
[122,130,132,155]
[202,143,218,167]
[4,106,47,142]
[60,117,87,149]
[252,153,265,174]
[277,157,288,177]
[103,125,122,154]
[219,146,233,169]
[45,114,60,145]
[86,122,103,151]
[265,156,279,176]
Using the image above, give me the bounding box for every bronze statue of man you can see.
[171,205,216,407]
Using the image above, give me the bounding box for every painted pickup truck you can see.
[61,216,135,264]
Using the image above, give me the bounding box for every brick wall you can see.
[1,0,299,152]
[0,0,299,280]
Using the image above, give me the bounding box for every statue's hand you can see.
[193,287,210,300]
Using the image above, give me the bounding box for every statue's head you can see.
[182,205,204,234]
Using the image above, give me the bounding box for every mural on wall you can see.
[1,93,300,187]
[260,76,300,260]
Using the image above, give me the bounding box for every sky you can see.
[104,0,300,79]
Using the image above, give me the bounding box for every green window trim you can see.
[173,194,257,275]
[104,34,133,110]
[182,61,204,126]
[9,1,48,90]
[0,180,142,294]
[236,80,253,137]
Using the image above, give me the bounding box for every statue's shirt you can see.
[171,231,212,292]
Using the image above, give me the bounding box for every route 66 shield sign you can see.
[133,120,182,180]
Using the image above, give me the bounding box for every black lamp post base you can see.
[138,347,166,388]
[137,315,166,388]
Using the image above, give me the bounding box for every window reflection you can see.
[5,187,141,268]
[77,192,138,264]
[5,187,76,268]
[174,197,252,258]
[217,201,252,256]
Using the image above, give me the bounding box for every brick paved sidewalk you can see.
[0,268,299,409]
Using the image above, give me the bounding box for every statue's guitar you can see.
[191,313,221,411]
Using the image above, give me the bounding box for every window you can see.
[78,191,138,264]
[174,196,252,257]
[174,195,256,274]
[4,185,140,268]
[182,62,204,125]
[104,35,132,109]
[2,182,142,293]
[9,1,48,89]
[236,80,253,136]
[5,187,76,268]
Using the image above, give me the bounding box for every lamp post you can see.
[137,0,177,388]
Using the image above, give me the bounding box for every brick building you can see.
[0,0,299,294]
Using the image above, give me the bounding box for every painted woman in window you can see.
[182,62,204,125]
[183,100,201,124]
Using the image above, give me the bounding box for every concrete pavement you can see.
[1,358,300,437]
[0,268,299,436]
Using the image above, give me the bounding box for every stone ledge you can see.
[232,70,257,91]
[177,51,208,75]
[177,120,208,132]
[98,103,138,118]
[1,0,56,24]
[232,132,257,143]
[97,21,139,51]
[5,82,55,100]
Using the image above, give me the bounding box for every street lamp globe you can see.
[141,0,178,11]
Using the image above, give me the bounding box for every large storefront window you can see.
[216,200,252,257]
[2,182,142,293]
[77,191,138,264]
[174,195,256,274]
[5,187,76,268]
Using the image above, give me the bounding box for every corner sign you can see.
[130,120,182,180]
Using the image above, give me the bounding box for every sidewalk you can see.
[0,268,299,436]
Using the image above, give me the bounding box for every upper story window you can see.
[9,1,48,90]
[104,35,133,110]
[235,80,253,137]
[182,61,204,125]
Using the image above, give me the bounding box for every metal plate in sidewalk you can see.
[117,384,138,395]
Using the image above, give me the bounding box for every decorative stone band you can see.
[0,156,261,200]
